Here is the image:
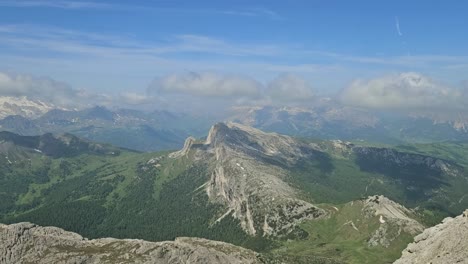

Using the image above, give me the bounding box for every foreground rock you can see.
[0,222,261,264]
[393,209,468,264]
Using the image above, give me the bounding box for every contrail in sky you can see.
[395,16,403,36]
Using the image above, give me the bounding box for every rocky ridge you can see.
[171,122,328,237]
[393,209,468,264]
[362,195,424,247]
[0,222,261,264]
[353,147,462,176]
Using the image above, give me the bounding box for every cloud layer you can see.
[148,72,263,98]
[0,71,115,108]
[0,70,319,111]
[340,72,467,112]
[267,74,315,103]
[5,69,466,117]
[147,71,317,107]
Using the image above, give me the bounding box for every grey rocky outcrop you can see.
[0,222,261,264]
[172,122,327,237]
[362,195,424,248]
[168,136,196,158]
[393,209,468,264]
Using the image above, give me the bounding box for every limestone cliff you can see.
[170,122,327,237]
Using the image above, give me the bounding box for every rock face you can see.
[205,123,327,237]
[171,122,327,237]
[362,195,424,247]
[394,210,468,264]
[168,136,196,158]
[0,222,262,264]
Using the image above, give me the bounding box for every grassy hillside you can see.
[290,140,468,222]
[274,202,414,264]
[0,137,273,251]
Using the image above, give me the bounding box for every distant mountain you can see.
[0,96,56,119]
[0,130,122,157]
[3,96,468,151]
[1,124,468,263]
[227,105,468,144]
[0,115,39,135]
[0,106,213,151]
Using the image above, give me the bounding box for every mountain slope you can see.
[393,210,468,264]
[0,130,122,157]
[276,195,424,264]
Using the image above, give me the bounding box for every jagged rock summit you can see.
[0,222,261,264]
[393,209,468,264]
[170,122,327,237]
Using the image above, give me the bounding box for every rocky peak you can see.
[205,122,305,163]
[363,196,421,224]
[173,122,328,237]
[363,195,424,235]
[168,123,327,237]
[339,195,425,248]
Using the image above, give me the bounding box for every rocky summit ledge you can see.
[393,209,468,264]
[0,222,261,264]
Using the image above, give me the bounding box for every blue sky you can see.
[0,0,468,111]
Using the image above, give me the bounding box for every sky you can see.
[1,0,468,113]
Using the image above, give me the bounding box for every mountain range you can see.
[1,122,467,263]
[0,101,214,151]
[2,96,468,153]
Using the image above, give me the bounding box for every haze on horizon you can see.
[1,0,468,116]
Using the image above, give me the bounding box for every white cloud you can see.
[118,92,155,105]
[340,72,467,112]
[266,74,315,103]
[145,72,320,110]
[148,72,262,98]
[0,1,282,20]
[2,23,468,87]
[0,25,284,59]
[0,0,114,9]
[0,71,103,107]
